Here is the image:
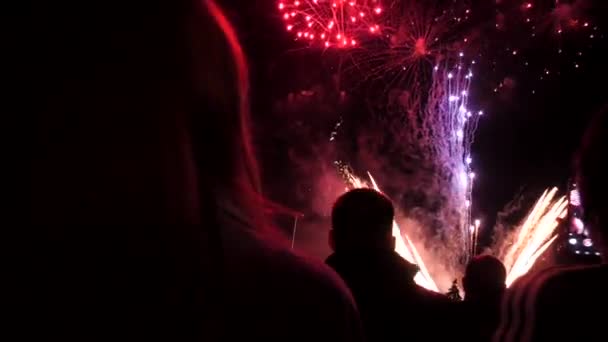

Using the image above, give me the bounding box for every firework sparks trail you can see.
[383,61,481,261]
[336,163,439,292]
[278,0,384,48]
[499,187,568,286]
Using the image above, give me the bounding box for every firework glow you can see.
[339,167,569,291]
[278,0,384,48]
[496,187,568,286]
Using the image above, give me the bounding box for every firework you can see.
[497,187,568,286]
[381,61,481,262]
[347,0,473,87]
[278,0,384,48]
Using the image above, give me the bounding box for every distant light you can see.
[570,189,581,206]
[575,250,580,254]
[469,172,476,179]
[583,239,593,247]
[456,130,464,138]
[459,52,464,57]
[569,238,578,245]
[461,172,468,188]
[466,156,473,164]
[478,110,484,116]
[573,217,585,233]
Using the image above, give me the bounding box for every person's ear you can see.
[329,229,336,251]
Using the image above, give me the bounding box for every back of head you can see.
[463,255,506,301]
[330,189,395,251]
[576,108,608,251]
[22,0,268,339]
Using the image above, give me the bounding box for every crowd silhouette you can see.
[21,0,607,341]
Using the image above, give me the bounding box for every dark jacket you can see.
[326,250,454,341]
[458,291,504,342]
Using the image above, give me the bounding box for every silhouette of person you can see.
[460,255,506,342]
[494,108,608,342]
[17,1,364,341]
[326,188,454,341]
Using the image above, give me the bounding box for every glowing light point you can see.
[448,73,454,79]
[466,157,473,165]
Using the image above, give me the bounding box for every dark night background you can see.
[219,0,608,255]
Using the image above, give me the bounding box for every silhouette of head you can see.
[463,255,506,301]
[576,108,608,253]
[329,189,396,252]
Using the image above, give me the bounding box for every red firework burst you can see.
[278,0,384,48]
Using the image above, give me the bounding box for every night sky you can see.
[220,0,608,247]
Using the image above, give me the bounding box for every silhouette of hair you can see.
[464,255,506,296]
[27,0,267,230]
[576,107,608,233]
[331,189,394,239]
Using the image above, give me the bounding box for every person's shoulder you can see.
[222,228,363,340]
[268,241,357,303]
[256,240,364,340]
